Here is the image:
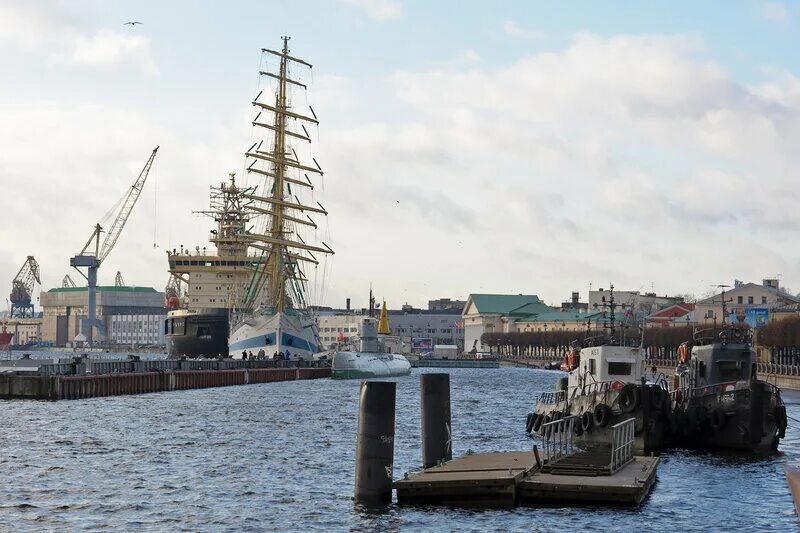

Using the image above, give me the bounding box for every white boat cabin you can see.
[566,345,645,391]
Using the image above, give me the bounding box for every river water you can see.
[1,367,798,532]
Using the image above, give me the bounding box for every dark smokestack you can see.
[346,298,351,312]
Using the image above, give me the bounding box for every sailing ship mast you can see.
[241,36,333,313]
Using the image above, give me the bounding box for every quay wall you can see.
[0,367,331,401]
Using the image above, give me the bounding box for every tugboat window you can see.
[717,361,741,381]
[588,359,596,374]
[608,362,632,375]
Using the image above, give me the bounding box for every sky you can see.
[1,0,800,310]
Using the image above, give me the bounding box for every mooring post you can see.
[421,373,452,469]
[354,380,396,504]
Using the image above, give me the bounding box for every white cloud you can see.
[0,2,157,73]
[340,0,403,21]
[70,30,157,74]
[503,20,545,40]
[312,32,800,304]
[762,2,790,24]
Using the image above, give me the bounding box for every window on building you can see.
[737,296,743,304]
[762,296,767,304]
[748,296,753,305]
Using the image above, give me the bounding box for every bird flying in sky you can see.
[123,21,143,26]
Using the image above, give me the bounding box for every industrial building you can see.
[317,308,464,353]
[40,286,166,346]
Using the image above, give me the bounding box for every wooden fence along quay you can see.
[0,356,331,400]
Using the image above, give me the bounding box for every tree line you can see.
[481,317,800,359]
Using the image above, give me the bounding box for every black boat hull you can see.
[669,380,785,453]
[165,310,229,358]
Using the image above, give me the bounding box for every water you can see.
[1,368,798,532]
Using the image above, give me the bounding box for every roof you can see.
[47,286,159,293]
[515,311,609,324]
[507,301,554,316]
[697,283,800,305]
[648,303,695,320]
[464,294,542,315]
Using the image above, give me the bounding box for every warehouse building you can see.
[40,286,166,346]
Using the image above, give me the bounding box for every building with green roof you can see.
[40,285,165,346]
[462,293,608,354]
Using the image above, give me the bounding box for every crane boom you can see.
[70,146,159,345]
[98,146,159,262]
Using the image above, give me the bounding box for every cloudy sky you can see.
[1,0,799,311]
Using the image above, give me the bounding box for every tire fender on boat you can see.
[526,413,536,434]
[593,403,611,428]
[581,411,594,432]
[533,413,544,433]
[651,386,667,412]
[619,384,641,414]
[710,408,726,431]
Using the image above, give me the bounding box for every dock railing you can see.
[540,416,576,463]
[609,417,635,474]
[537,390,566,406]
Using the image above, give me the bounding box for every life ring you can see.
[678,342,689,364]
[651,386,667,412]
[710,408,726,431]
[594,403,612,428]
[526,413,536,434]
[581,411,594,432]
[619,384,641,414]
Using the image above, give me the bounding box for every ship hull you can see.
[529,384,670,454]
[165,309,229,358]
[669,380,785,453]
[332,351,411,379]
[0,332,12,350]
[229,311,319,361]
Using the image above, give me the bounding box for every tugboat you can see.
[526,286,671,454]
[670,286,787,452]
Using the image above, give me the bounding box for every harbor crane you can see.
[9,256,41,318]
[62,275,76,288]
[71,147,159,344]
[115,271,126,287]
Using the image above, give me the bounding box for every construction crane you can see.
[10,256,41,318]
[71,147,159,344]
[62,275,77,288]
[115,271,125,287]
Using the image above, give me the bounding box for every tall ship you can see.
[228,37,333,361]
[165,176,258,357]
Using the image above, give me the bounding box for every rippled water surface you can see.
[2,368,799,532]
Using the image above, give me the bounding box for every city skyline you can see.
[1,0,799,310]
